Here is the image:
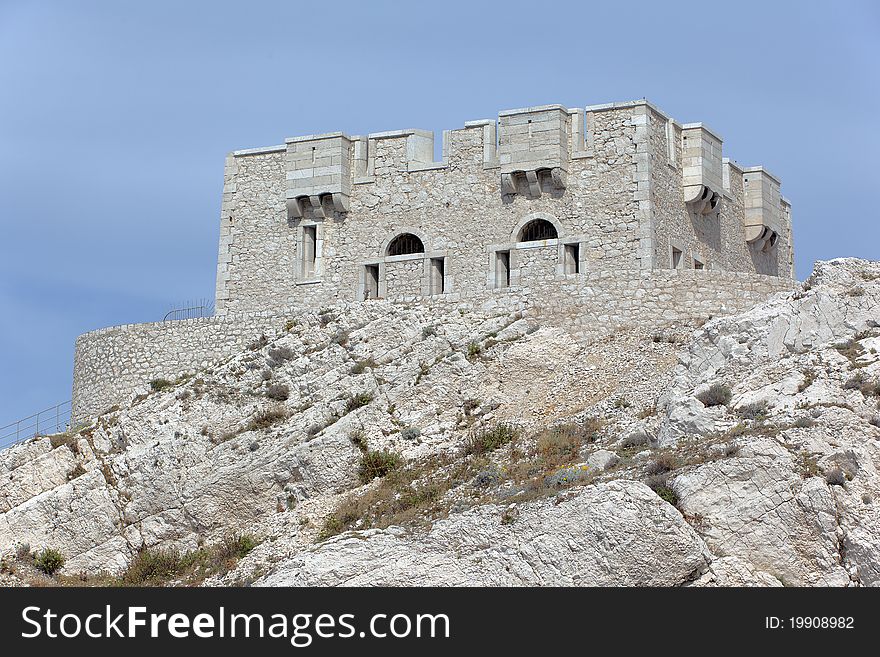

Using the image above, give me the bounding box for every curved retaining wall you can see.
[72,311,289,423]
[71,269,797,423]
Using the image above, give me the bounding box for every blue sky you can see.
[1,0,878,424]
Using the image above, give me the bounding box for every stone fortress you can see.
[72,99,796,423]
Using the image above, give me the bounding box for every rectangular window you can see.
[364,264,379,300]
[495,250,510,288]
[430,257,445,294]
[302,225,317,277]
[564,243,580,274]
[671,247,682,269]
[693,258,705,270]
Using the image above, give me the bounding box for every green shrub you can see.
[357,450,402,483]
[244,406,289,432]
[696,383,732,407]
[400,426,421,441]
[464,423,518,456]
[149,378,173,392]
[33,548,65,576]
[123,549,182,585]
[345,392,374,414]
[645,452,679,475]
[348,429,368,452]
[467,342,481,360]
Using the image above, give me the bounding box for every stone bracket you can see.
[684,184,721,216]
[286,192,350,219]
[500,167,566,201]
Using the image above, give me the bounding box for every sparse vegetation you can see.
[33,548,65,576]
[345,392,374,414]
[348,429,368,452]
[645,452,679,475]
[463,423,519,456]
[736,400,770,421]
[792,416,816,428]
[400,426,421,441]
[248,334,269,351]
[357,450,403,483]
[149,378,173,392]
[645,476,678,507]
[696,383,732,407]
[466,341,482,360]
[421,325,436,339]
[121,535,259,587]
[267,345,295,367]
[265,383,289,401]
[242,406,289,433]
[350,358,378,375]
[797,369,815,393]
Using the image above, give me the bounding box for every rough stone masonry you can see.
[71,99,795,422]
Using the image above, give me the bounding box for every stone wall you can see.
[72,312,288,423]
[73,269,796,424]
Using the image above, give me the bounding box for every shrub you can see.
[49,432,80,453]
[345,392,374,414]
[612,396,631,409]
[123,549,182,585]
[792,416,816,428]
[267,346,295,366]
[348,429,368,452]
[645,452,679,475]
[421,325,436,339]
[260,368,273,381]
[67,463,87,480]
[248,334,269,351]
[265,383,290,401]
[350,358,378,375]
[357,450,402,483]
[736,400,770,421]
[536,426,583,465]
[645,476,678,506]
[464,423,519,456]
[400,426,421,441]
[284,319,297,332]
[619,430,649,450]
[825,467,847,487]
[543,465,591,489]
[472,468,500,488]
[466,342,481,360]
[149,378,173,392]
[696,383,732,407]
[33,548,65,576]
[244,406,289,432]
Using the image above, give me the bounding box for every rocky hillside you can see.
[1,258,878,587]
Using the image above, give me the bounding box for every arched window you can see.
[518,219,558,242]
[387,233,425,256]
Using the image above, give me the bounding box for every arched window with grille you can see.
[386,233,425,256]
[518,219,558,242]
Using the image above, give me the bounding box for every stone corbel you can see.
[525,171,541,197]
[684,185,721,216]
[745,225,778,252]
[286,197,304,219]
[549,167,566,191]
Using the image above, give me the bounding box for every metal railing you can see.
[0,401,72,451]
[163,298,215,322]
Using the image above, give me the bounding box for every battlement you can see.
[218,99,793,318]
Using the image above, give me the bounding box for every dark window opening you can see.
[387,233,425,256]
[364,265,380,300]
[495,251,510,288]
[302,225,317,277]
[430,257,445,294]
[519,219,558,242]
[671,247,682,269]
[694,258,705,270]
[564,243,580,274]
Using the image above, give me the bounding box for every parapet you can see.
[742,166,783,250]
[681,123,723,216]
[285,133,352,219]
[497,105,570,201]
